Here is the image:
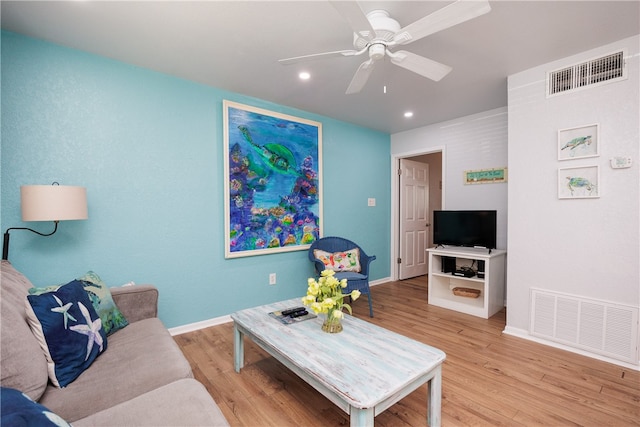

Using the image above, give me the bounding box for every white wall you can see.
[391,107,509,251]
[506,36,639,363]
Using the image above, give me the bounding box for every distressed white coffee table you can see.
[231,298,446,427]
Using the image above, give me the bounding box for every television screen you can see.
[433,210,497,249]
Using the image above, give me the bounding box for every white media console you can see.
[427,247,506,319]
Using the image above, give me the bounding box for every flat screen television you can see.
[433,210,497,249]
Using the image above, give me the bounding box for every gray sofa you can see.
[1,260,229,426]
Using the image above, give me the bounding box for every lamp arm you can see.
[2,221,59,260]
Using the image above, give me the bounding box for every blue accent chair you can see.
[308,236,376,317]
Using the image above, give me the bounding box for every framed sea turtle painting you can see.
[223,100,323,258]
[558,165,600,199]
[558,123,599,161]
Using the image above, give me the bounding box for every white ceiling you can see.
[2,1,639,134]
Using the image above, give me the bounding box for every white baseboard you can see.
[503,326,640,371]
[369,277,390,287]
[169,315,231,336]
[169,277,391,336]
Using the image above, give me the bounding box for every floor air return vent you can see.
[530,289,638,364]
[547,50,626,96]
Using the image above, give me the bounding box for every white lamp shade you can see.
[21,185,88,222]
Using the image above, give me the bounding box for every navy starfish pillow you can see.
[1,387,71,426]
[25,280,108,387]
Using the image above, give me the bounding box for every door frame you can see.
[390,146,446,281]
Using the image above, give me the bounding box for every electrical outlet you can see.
[269,273,276,285]
[367,198,376,207]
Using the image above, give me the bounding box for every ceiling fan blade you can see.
[388,50,452,82]
[345,59,376,94]
[329,1,375,41]
[278,49,361,65]
[393,0,491,45]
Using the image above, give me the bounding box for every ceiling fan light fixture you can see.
[369,43,386,61]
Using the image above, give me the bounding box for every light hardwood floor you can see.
[174,276,640,426]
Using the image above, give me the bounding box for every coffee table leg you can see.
[427,365,442,427]
[233,323,244,373]
[350,407,374,427]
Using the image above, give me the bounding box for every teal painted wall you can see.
[1,32,391,328]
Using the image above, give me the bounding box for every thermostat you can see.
[610,156,632,169]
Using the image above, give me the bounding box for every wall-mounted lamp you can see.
[2,183,88,260]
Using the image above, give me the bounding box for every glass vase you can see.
[321,310,343,333]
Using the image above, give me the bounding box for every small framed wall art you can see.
[558,165,600,199]
[464,167,508,185]
[558,123,599,161]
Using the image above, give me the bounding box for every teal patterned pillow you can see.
[30,271,128,335]
[76,271,128,335]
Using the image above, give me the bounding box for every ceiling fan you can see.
[279,0,491,94]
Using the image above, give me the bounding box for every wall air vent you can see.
[547,50,627,96]
[530,288,638,364]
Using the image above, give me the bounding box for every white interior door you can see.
[399,158,430,280]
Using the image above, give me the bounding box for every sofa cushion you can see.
[37,317,194,422]
[73,379,230,427]
[0,261,49,401]
[30,271,129,336]
[313,248,361,272]
[25,280,108,388]
[1,387,71,427]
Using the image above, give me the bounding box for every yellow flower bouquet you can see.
[301,269,361,333]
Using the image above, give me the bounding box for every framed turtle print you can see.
[223,100,323,258]
[558,165,600,199]
[558,123,599,160]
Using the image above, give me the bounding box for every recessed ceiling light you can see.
[404,111,414,118]
[299,71,311,80]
